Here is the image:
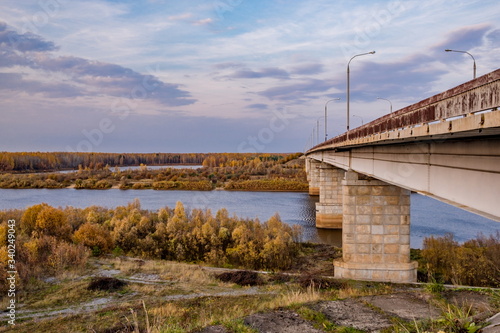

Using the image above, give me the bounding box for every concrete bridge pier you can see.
[334,171,418,283]
[307,159,321,196]
[316,164,344,229]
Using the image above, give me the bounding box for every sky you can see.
[0,0,499,153]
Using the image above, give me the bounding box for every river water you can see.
[0,189,497,248]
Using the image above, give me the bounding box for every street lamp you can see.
[352,115,364,126]
[445,49,476,79]
[316,117,322,144]
[324,98,340,142]
[347,51,375,133]
[376,97,392,113]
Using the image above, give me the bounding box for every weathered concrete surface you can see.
[316,164,344,229]
[311,299,392,332]
[244,310,324,333]
[307,159,321,196]
[360,292,441,321]
[483,312,500,333]
[198,290,497,333]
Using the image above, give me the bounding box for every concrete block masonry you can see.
[333,170,417,283]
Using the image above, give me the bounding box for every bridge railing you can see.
[313,68,500,150]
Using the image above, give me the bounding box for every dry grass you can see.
[337,282,393,299]
[110,257,218,286]
[22,279,102,309]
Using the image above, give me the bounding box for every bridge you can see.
[305,68,500,283]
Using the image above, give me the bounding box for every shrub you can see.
[421,232,500,287]
[73,222,114,255]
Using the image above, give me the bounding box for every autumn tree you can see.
[35,206,71,240]
[73,222,113,255]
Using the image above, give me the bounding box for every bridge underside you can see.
[308,134,500,222]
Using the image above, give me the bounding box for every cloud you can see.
[213,62,244,69]
[430,23,492,54]
[345,56,447,101]
[330,24,496,102]
[168,13,193,21]
[290,63,325,75]
[246,103,268,110]
[0,22,196,107]
[0,72,83,98]
[193,18,213,26]
[258,79,333,102]
[0,21,57,52]
[226,67,290,79]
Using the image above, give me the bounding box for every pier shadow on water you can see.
[297,194,342,247]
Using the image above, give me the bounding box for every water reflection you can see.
[295,194,343,246]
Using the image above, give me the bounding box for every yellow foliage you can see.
[0,246,7,266]
[20,203,49,236]
[35,206,71,240]
[73,222,113,253]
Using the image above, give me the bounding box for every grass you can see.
[22,279,105,309]
[2,255,498,333]
[337,281,394,299]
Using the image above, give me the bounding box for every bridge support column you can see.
[307,159,321,196]
[316,164,344,229]
[334,171,417,283]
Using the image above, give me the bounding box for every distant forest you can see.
[0,152,294,172]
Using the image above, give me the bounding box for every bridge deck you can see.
[306,69,500,221]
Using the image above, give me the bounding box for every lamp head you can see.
[370,51,376,54]
[445,49,452,52]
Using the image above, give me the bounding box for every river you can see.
[0,189,497,248]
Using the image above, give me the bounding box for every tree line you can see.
[0,153,307,191]
[0,152,297,172]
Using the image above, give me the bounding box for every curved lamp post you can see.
[445,49,476,79]
[347,51,375,132]
[324,98,340,142]
[377,97,393,113]
[352,114,364,126]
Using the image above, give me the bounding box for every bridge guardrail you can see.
[311,68,500,151]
